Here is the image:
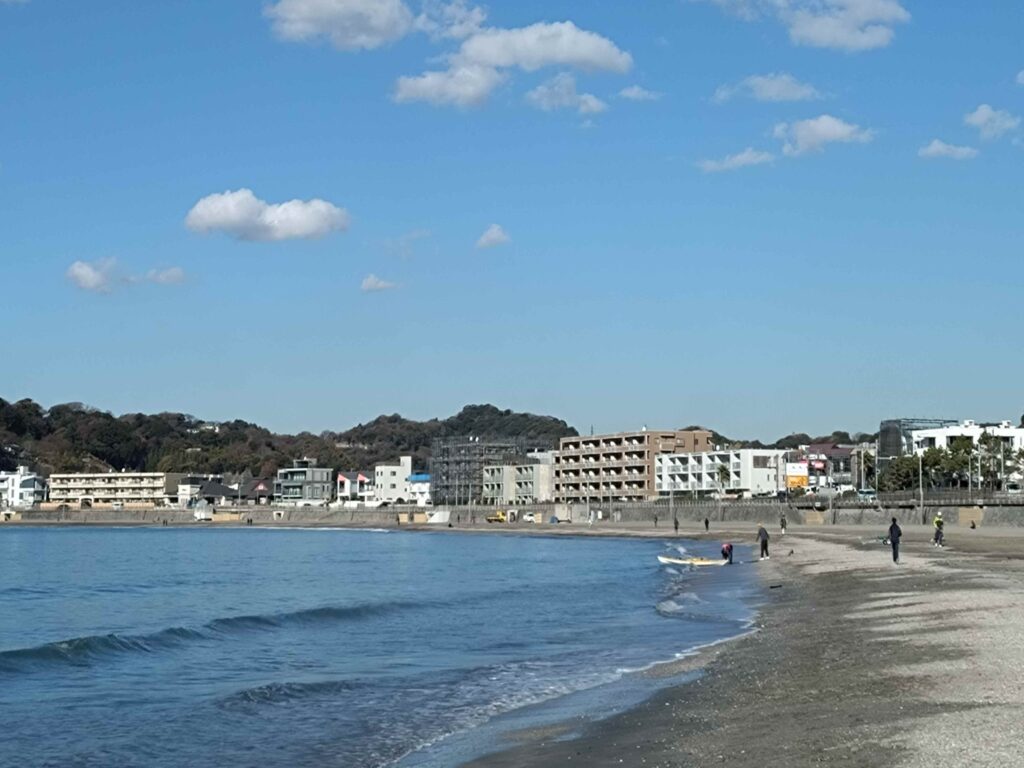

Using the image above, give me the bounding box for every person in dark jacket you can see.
[888,517,902,564]
[721,542,734,564]
[704,517,710,532]
[756,524,770,560]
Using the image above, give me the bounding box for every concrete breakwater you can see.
[8,500,1024,528]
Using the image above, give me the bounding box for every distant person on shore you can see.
[756,524,770,560]
[888,517,902,564]
[933,511,945,548]
[704,517,709,533]
[654,513,658,528]
[721,542,734,565]
[780,514,787,536]
[673,516,679,536]
[970,520,977,530]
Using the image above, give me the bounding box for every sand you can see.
[463,524,1024,767]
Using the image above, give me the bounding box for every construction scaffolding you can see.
[429,437,528,506]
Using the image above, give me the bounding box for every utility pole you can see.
[919,452,925,525]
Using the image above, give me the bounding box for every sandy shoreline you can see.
[460,525,1024,768]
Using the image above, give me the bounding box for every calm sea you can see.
[0,527,758,767]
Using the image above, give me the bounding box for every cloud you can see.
[67,258,116,293]
[361,274,397,292]
[185,188,350,242]
[395,64,505,106]
[619,85,662,101]
[964,104,1021,140]
[714,72,820,103]
[385,228,431,258]
[67,259,186,293]
[526,73,607,114]
[1017,70,1024,86]
[264,0,413,51]
[476,224,510,249]
[145,267,187,284]
[701,0,910,52]
[697,147,774,173]
[918,139,978,161]
[396,20,631,107]
[415,0,485,40]
[773,114,873,156]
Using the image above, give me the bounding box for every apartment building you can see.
[656,449,788,499]
[0,466,46,510]
[482,451,555,505]
[911,420,1024,455]
[274,458,333,507]
[375,456,413,504]
[48,471,185,508]
[408,473,432,507]
[555,429,713,503]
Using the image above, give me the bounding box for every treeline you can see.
[878,435,1024,492]
[0,400,578,478]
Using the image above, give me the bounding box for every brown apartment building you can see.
[555,429,713,503]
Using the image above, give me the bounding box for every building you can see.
[878,418,958,466]
[805,443,854,488]
[337,471,375,502]
[48,471,186,508]
[911,420,1024,455]
[0,466,46,510]
[481,451,555,505]
[375,456,414,504]
[429,437,529,505]
[408,473,432,506]
[556,429,714,503]
[656,449,788,499]
[274,458,333,507]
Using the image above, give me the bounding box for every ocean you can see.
[0,527,759,767]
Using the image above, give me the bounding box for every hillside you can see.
[0,399,578,477]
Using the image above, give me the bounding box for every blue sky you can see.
[1,1,1022,441]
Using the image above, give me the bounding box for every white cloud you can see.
[145,267,187,284]
[396,20,631,107]
[773,114,873,156]
[361,274,396,292]
[526,73,607,115]
[394,64,505,107]
[67,259,186,293]
[918,139,978,161]
[697,147,774,173]
[265,0,413,51]
[619,85,662,101]
[476,224,510,249]
[964,104,1021,140]
[185,188,350,242]
[416,0,485,40]
[714,72,819,103]
[1017,70,1024,86]
[67,258,116,293]
[702,0,910,52]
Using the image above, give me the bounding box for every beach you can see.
[465,524,1024,767]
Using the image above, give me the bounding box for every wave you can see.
[219,678,363,709]
[0,599,426,675]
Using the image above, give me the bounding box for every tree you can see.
[717,462,731,492]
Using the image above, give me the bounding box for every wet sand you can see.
[463,525,1024,768]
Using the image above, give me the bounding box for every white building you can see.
[408,473,432,507]
[0,466,46,510]
[337,471,375,502]
[375,456,413,504]
[482,453,556,505]
[911,420,1024,455]
[48,471,185,508]
[656,449,788,499]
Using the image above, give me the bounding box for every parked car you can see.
[521,512,536,523]
[857,488,878,501]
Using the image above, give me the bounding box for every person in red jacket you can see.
[721,542,734,565]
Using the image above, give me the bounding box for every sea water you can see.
[0,527,759,767]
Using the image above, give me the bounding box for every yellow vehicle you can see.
[486,510,507,524]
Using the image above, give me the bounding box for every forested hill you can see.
[0,399,578,477]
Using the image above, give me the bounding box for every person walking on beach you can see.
[654,513,658,528]
[756,524,770,560]
[933,511,945,547]
[780,513,787,536]
[673,516,679,536]
[721,542,734,565]
[888,517,902,564]
[704,517,709,533]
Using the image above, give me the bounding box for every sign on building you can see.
[786,462,809,489]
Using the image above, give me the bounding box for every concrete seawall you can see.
[8,502,1023,528]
